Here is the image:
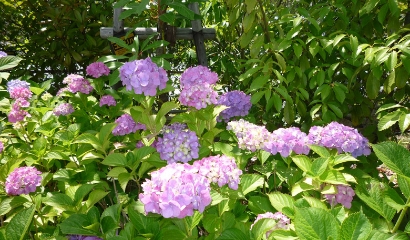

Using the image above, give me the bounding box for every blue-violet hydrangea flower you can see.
[5,166,42,195]
[7,79,30,93]
[217,90,251,122]
[0,51,7,58]
[99,95,117,107]
[119,57,168,96]
[139,163,212,218]
[112,113,146,136]
[156,123,200,164]
[68,235,103,240]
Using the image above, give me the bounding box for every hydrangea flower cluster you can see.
[324,184,355,209]
[62,74,94,94]
[156,123,200,164]
[308,122,371,157]
[217,90,251,122]
[0,51,7,57]
[0,141,3,153]
[7,80,32,123]
[193,155,242,190]
[86,62,110,78]
[5,166,42,195]
[227,119,270,152]
[112,114,146,136]
[53,103,74,116]
[68,235,102,240]
[139,163,212,218]
[119,57,168,96]
[264,127,310,157]
[178,66,219,110]
[251,212,290,237]
[99,95,117,107]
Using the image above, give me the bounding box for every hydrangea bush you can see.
[1,53,410,240]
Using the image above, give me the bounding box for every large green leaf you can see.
[371,142,410,179]
[378,110,402,131]
[339,212,372,240]
[294,207,340,240]
[267,192,295,217]
[240,174,264,195]
[0,56,22,71]
[5,205,35,240]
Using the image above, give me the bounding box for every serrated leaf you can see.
[399,113,410,133]
[6,205,35,240]
[102,153,127,167]
[291,155,312,173]
[372,142,410,179]
[267,192,295,216]
[0,56,22,71]
[294,207,340,240]
[169,2,195,20]
[339,212,372,240]
[240,174,264,195]
[377,111,401,131]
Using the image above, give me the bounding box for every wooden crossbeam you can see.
[100,27,216,40]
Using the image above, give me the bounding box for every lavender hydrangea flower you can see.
[5,166,42,195]
[156,123,200,164]
[99,95,117,107]
[0,141,3,153]
[112,114,146,136]
[180,65,218,88]
[324,184,355,209]
[178,83,218,110]
[7,79,30,93]
[0,51,7,58]
[227,119,270,152]
[68,235,103,240]
[308,122,371,157]
[264,127,310,157]
[8,108,30,123]
[86,62,110,78]
[251,212,290,237]
[217,90,252,122]
[10,87,33,100]
[193,155,242,190]
[53,103,74,116]
[119,57,168,96]
[139,163,212,218]
[63,74,93,94]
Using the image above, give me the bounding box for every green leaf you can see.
[294,207,340,240]
[386,51,398,71]
[86,190,109,209]
[107,37,132,51]
[397,175,410,199]
[142,40,169,52]
[0,196,28,216]
[384,70,395,94]
[118,172,131,192]
[267,192,295,216]
[311,157,329,177]
[251,218,278,240]
[0,56,22,71]
[384,186,406,211]
[376,103,403,114]
[156,102,178,125]
[293,43,303,58]
[60,213,100,235]
[395,66,409,89]
[367,230,409,240]
[378,110,402,131]
[308,145,330,158]
[240,174,264,195]
[333,154,358,165]
[278,39,292,51]
[319,170,347,185]
[399,113,410,133]
[43,193,74,212]
[366,73,380,100]
[328,103,343,118]
[250,75,269,91]
[6,205,35,240]
[333,34,345,47]
[275,52,286,71]
[248,196,276,214]
[360,0,381,15]
[284,100,295,124]
[291,155,312,173]
[102,153,127,167]
[339,212,372,240]
[371,142,410,179]
[169,2,195,20]
[216,228,248,240]
[355,180,396,222]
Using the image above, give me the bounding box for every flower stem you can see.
[392,196,410,233]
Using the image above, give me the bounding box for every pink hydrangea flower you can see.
[63,74,93,94]
[139,163,212,218]
[86,62,110,78]
[10,87,32,99]
[227,119,271,152]
[53,103,74,116]
[264,127,310,157]
[324,184,355,209]
[7,80,30,93]
[178,83,218,110]
[112,114,146,136]
[0,141,4,153]
[8,108,30,123]
[5,166,42,195]
[119,57,168,96]
[180,65,218,88]
[99,95,117,107]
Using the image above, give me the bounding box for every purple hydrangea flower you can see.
[86,62,110,78]
[13,98,30,108]
[8,108,30,123]
[99,95,117,107]
[56,87,68,96]
[112,113,146,136]
[7,80,30,93]
[180,66,218,88]
[119,57,168,96]
[10,87,33,100]
[324,184,355,209]
[251,212,290,237]
[308,122,371,157]
[63,74,93,94]
[53,103,74,116]
[0,141,3,153]
[178,83,218,110]
[217,90,252,122]
[263,127,310,157]
[5,166,42,195]
[227,119,271,152]
[193,155,242,190]
[156,123,200,164]
[139,163,212,218]
[68,235,103,240]
[0,51,7,58]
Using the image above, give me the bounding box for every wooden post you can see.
[189,3,208,66]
